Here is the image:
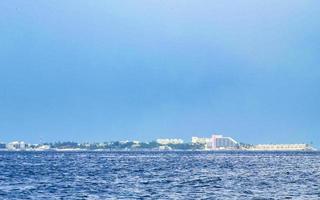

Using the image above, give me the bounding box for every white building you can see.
[192,134,239,150]
[156,138,184,145]
[191,137,211,144]
[212,135,239,150]
[6,141,26,150]
[191,137,212,149]
[35,145,51,151]
[249,144,311,151]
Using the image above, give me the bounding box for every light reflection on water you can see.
[0,151,319,199]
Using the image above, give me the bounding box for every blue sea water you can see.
[0,151,319,199]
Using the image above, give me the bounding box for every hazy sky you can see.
[0,1,319,146]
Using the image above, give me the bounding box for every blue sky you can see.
[0,1,319,146]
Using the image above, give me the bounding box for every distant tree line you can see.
[43,141,205,150]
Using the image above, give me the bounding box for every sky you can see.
[0,1,319,147]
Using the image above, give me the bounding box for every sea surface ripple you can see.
[0,151,319,199]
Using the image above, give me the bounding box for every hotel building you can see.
[192,134,239,150]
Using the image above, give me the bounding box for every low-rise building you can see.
[191,137,211,144]
[35,145,51,151]
[156,138,184,145]
[158,145,172,150]
[249,144,312,151]
[191,137,212,149]
[6,141,26,150]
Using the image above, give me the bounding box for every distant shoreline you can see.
[0,149,317,153]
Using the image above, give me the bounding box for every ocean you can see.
[0,151,319,199]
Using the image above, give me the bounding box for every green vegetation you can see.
[43,141,205,151]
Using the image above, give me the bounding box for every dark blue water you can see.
[0,151,319,199]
